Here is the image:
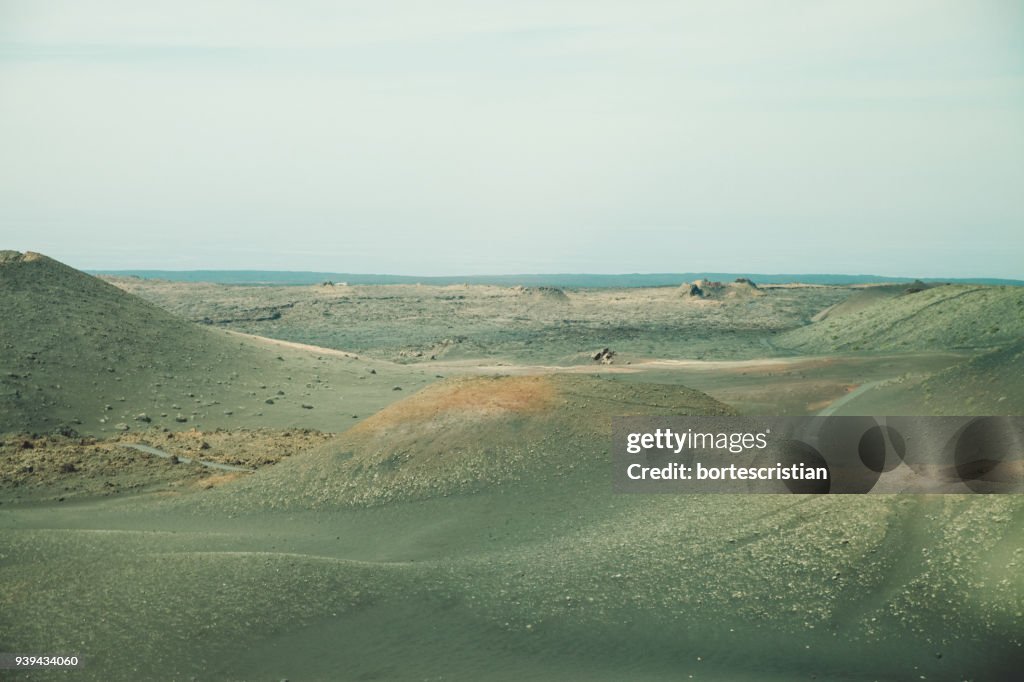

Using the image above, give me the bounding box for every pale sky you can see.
[1,1,1022,277]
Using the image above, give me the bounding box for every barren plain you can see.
[2,252,1022,681]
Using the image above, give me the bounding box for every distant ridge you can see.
[89,270,1024,288]
[778,284,1024,353]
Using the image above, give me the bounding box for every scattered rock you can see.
[514,285,570,302]
[680,278,762,300]
[134,413,151,423]
[113,423,130,431]
[592,348,615,364]
[904,279,929,294]
[301,404,314,409]
[392,386,403,391]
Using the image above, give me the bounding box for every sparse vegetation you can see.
[2,253,1022,681]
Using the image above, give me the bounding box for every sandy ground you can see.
[3,265,1022,680]
[105,277,852,363]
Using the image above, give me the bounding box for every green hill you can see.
[221,373,735,509]
[0,251,425,435]
[778,284,1024,353]
[831,340,1024,417]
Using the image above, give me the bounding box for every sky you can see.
[1,1,1022,277]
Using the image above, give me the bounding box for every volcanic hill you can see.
[219,373,736,509]
[779,284,1024,352]
[0,251,424,435]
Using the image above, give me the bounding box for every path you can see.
[119,443,256,473]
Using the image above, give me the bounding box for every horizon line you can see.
[86,268,1024,284]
